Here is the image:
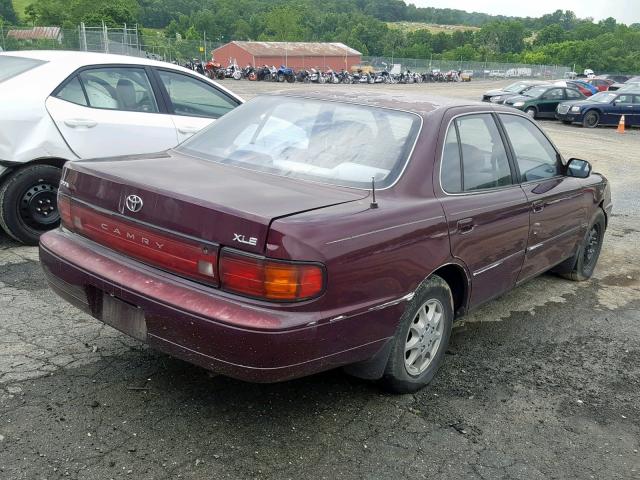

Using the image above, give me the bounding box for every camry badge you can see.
[125,194,144,213]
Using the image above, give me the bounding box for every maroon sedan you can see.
[40,92,612,393]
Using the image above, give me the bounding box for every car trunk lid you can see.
[62,151,368,255]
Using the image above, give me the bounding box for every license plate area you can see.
[101,293,147,342]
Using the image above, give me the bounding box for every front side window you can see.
[616,94,635,104]
[157,70,238,118]
[543,88,565,100]
[177,96,421,189]
[500,114,562,182]
[78,67,158,113]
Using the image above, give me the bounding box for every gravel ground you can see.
[1,80,639,480]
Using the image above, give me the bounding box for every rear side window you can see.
[156,70,238,119]
[441,114,512,193]
[0,56,45,83]
[55,77,88,106]
[566,89,582,99]
[500,114,561,182]
[78,67,159,113]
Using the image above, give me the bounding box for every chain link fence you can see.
[1,25,572,78]
[363,56,572,79]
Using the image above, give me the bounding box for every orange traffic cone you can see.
[618,115,626,133]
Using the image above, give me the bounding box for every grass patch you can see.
[387,22,479,34]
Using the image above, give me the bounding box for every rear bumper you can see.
[39,230,401,383]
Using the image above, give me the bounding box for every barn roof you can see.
[7,27,62,40]
[219,41,361,57]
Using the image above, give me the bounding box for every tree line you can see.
[3,0,640,73]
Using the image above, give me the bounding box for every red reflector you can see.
[219,249,324,301]
[66,201,218,286]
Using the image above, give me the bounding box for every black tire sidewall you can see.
[583,111,599,128]
[381,276,454,394]
[0,164,62,245]
[574,210,606,279]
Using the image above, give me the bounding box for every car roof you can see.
[0,50,179,70]
[266,90,508,117]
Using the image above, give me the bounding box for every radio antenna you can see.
[370,177,378,209]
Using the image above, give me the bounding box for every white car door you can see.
[153,68,241,143]
[46,66,178,159]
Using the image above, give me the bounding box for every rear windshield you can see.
[177,95,421,189]
[0,56,46,83]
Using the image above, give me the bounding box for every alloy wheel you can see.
[404,299,444,376]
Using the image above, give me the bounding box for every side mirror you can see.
[567,158,592,178]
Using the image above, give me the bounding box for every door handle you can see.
[532,201,545,213]
[64,118,97,128]
[177,126,200,134]
[457,218,475,235]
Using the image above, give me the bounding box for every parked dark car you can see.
[504,85,586,118]
[481,80,549,104]
[600,74,630,84]
[608,76,640,91]
[556,90,640,127]
[40,93,612,393]
[585,78,614,92]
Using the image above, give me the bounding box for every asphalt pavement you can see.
[0,80,639,479]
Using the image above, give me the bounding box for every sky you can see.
[410,0,640,25]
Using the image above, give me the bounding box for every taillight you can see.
[61,197,218,286]
[219,249,325,302]
[58,194,72,228]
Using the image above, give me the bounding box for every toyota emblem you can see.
[125,194,144,213]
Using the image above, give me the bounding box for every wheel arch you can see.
[428,263,471,319]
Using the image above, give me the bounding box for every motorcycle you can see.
[337,70,352,84]
[256,65,272,81]
[243,65,257,81]
[205,61,223,80]
[309,68,326,84]
[325,69,340,84]
[224,63,243,80]
[277,65,296,83]
[296,69,310,83]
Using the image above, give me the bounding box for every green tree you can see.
[0,0,18,24]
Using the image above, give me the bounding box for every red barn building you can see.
[212,41,362,71]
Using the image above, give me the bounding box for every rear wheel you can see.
[0,164,62,245]
[582,111,600,128]
[380,275,453,394]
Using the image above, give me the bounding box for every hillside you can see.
[388,22,480,34]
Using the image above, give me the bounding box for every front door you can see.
[436,112,530,308]
[153,68,241,143]
[46,66,178,159]
[498,113,588,282]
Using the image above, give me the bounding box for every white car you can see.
[0,50,243,244]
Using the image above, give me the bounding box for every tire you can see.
[555,210,606,282]
[380,275,454,394]
[582,111,600,128]
[525,107,537,119]
[0,164,62,245]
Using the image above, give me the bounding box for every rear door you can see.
[498,113,588,282]
[153,68,241,143]
[538,88,566,117]
[436,112,530,308]
[613,93,640,126]
[47,66,178,159]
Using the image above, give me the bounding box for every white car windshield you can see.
[0,56,45,83]
[177,96,421,189]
